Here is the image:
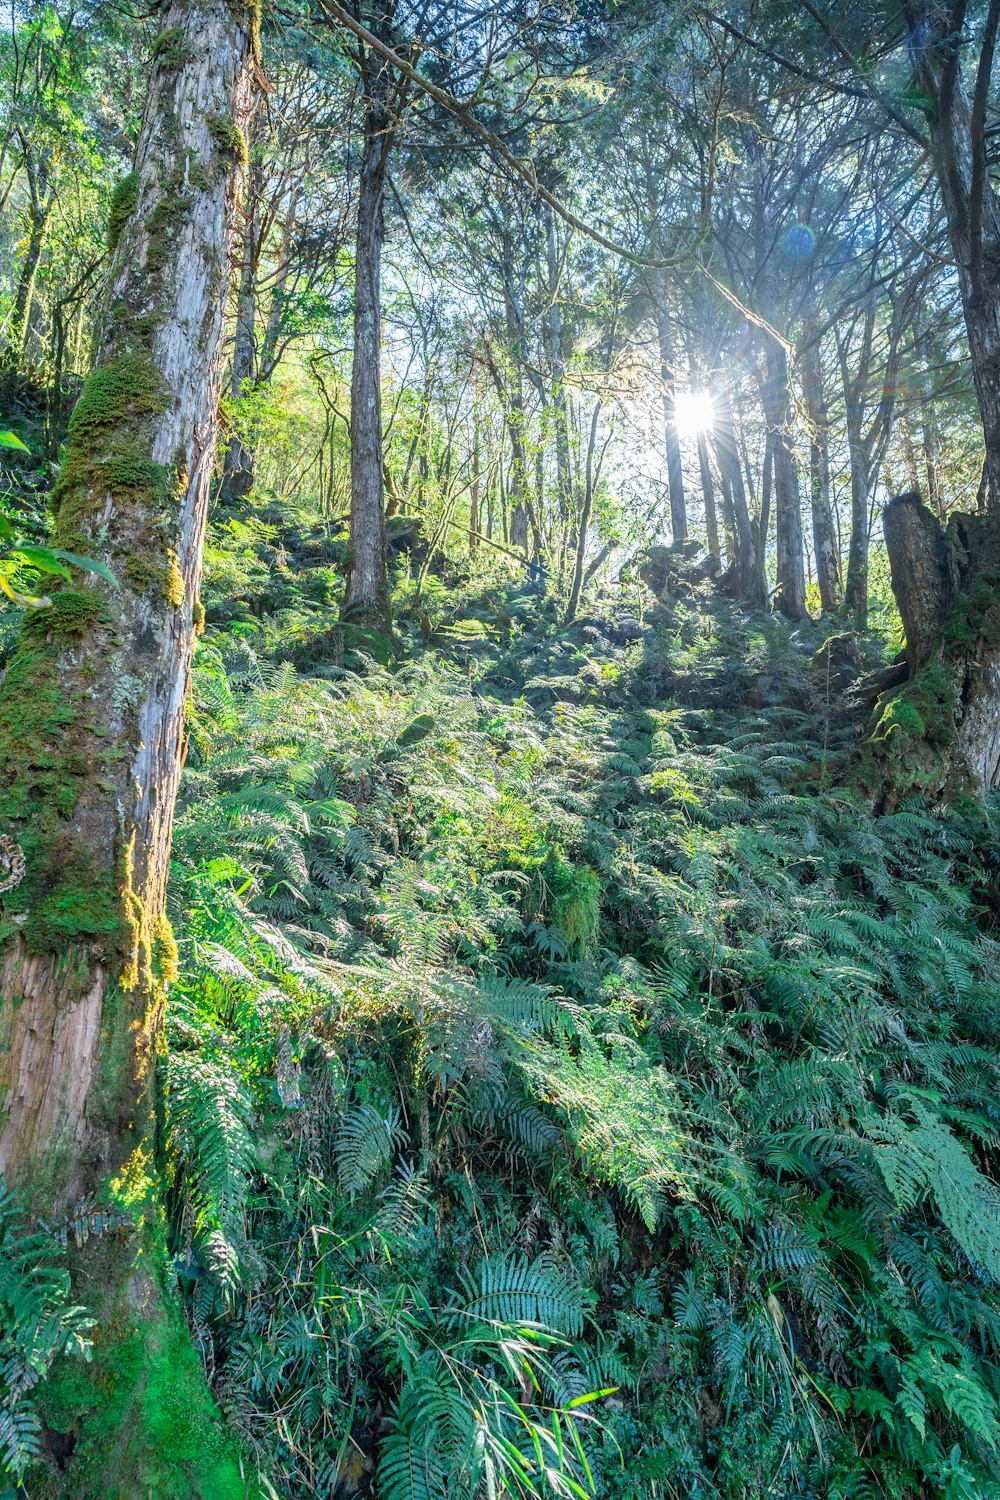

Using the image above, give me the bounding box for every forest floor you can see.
[51,502,1000,1500]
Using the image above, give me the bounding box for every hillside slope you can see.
[44,514,1000,1500]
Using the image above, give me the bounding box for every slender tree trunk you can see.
[219,161,262,504]
[543,205,573,569]
[342,53,391,635]
[654,292,686,543]
[715,388,766,607]
[757,429,773,573]
[0,5,256,1488]
[566,399,601,622]
[762,342,806,619]
[698,431,720,560]
[913,308,943,516]
[843,414,871,628]
[501,270,535,556]
[469,429,480,554]
[800,336,841,612]
[9,155,54,361]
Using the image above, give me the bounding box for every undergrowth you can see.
[19,508,1000,1499]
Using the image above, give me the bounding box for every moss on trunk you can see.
[36,1225,256,1499]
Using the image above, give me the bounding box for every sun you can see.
[674,390,716,437]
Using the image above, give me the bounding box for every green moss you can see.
[144,190,193,274]
[186,161,212,193]
[152,912,178,987]
[165,549,185,607]
[192,598,205,635]
[123,556,165,593]
[122,549,185,605]
[36,1241,256,1499]
[863,659,963,802]
[229,0,262,61]
[45,590,112,637]
[150,23,194,68]
[62,352,166,453]
[0,352,169,962]
[107,172,139,255]
[341,621,396,666]
[51,355,169,555]
[207,114,249,170]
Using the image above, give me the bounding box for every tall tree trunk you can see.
[500,255,538,557]
[762,342,806,619]
[566,399,602,622]
[800,336,841,612]
[543,204,573,575]
[912,2,1000,506]
[0,4,255,1489]
[469,429,480,554]
[342,51,391,635]
[8,153,54,362]
[714,389,766,607]
[757,428,774,573]
[654,292,686,543]
[219,160,262,504]
[843,416,871,627]
[698,430,720,560]
[913,306,943,517]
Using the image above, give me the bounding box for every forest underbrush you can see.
[11,509,1000,1500]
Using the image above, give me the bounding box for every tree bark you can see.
[0,3,256,1487]
[883,491,950,668]
[687,343,719,558]
[654,292,686,543]
[800,336,841,612]
[219,160,262,504]
[714,388,766,608]
[543,203,573,574]
[566,399,601,622]
[9,153,54,362]
[911,2,1000,507]
[877,495,1000,800]
[842,376,873,628]
[342,49,392,635]
[698,430,720,561]
[762,342,806,619]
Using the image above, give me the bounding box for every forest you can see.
[0,0,999,1495]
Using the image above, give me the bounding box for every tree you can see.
[0,0,257,1483]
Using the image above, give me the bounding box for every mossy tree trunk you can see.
[0,3,257,1490]
[869,7,1000,804]
[873,493,1000,801]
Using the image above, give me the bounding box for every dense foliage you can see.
[0,0,998,1495]
[53,508,991,1499]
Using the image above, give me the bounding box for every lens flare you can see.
[674,390,716,437]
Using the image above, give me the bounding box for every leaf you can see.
[16,547,118,587]
[397,713,436,748]
[0,432,29,453]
